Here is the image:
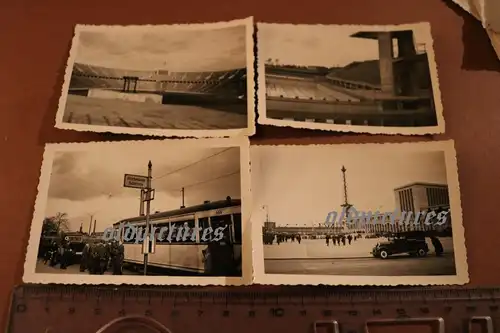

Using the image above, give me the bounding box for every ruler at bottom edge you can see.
[7,285,500,333]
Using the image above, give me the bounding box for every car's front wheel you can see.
[379,250,389,259]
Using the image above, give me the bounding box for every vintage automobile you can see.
[372,233,429,259]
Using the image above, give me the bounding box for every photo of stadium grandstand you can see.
[55,18,254,137]
[257,22,444,135]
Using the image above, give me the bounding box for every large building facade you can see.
[394,182,450,213]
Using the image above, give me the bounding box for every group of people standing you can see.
[262,232,361,246]
[263,233,302,245]
[42,238,125,275]
[42,239,75,269]
[325,233,360,246]
[80,239,125,275]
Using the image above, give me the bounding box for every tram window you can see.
[149,222,164,242]
[154,222,173,244]
[210,214,232,242]
[122,225,141,244]
[198,217,210,243]
[170,220,195,243]
[232,213,242,244]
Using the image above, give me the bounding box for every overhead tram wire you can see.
[153,147,236,181]
[166,170,240,192]
[59,148,236,225]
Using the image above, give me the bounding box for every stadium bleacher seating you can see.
[69,63,245,95]
[326,60,381,87]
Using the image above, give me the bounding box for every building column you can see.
[377,32,395,94]
[396,31,419,96]
[397,31,416,57]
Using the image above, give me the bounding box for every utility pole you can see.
[139,190,145,216]
[123,166,155,276]
[264,205,269,222]
[143,161,153,276]
[181,187,185,208]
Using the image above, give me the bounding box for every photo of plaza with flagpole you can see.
[251,141,467,285]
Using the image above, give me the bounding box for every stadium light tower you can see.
[340,165,353,231]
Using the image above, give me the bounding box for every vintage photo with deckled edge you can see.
[251,140,468,286]
[54,17,255,138]
[256,22,445,135]
[23,137,252,285]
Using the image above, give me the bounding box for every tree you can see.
[41,212,70,236]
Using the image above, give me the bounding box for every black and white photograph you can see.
[55,18,255,138]
[23,137,252,285]
[256,22,444,135]
[251,140,468,286]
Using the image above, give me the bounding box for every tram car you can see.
[112,197,242,275]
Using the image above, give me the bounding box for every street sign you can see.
[123,174,148,189]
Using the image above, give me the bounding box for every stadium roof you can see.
[393,182,448,191]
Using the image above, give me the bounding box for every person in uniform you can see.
[48,241,59,267]
[44,241,56,265]
[205,232,237,276]
[93,241,108,275]
[110,240,124,275]
[87,243,96,274]
[89,242,106,275]
[430,236,444,256]
[59,238,70,270]
[202,248,212,274]
[80,242,91,272]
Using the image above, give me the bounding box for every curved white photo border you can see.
[23,137,253,285]
[55,17,255,138]
[256,22,445,136]
[250,140,468,286]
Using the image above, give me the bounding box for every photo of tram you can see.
[112,197,242,276]
[27,138,248,284]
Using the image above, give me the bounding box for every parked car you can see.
[372,235,429,259]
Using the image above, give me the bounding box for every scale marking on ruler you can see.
[6,284,500,333]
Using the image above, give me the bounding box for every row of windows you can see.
[426,187,449,208]
[398,189,415,213]
[121,213,242,245]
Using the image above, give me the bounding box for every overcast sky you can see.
[252,146,447,227]
[44,145,241,232]
[75,25,247,72]
[258,23,429,67]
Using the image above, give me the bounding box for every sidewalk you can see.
[263,237,454,259]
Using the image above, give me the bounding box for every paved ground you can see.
[264,255,456,275]
[62,95,247,130]
[264,237,454,259]
[36,260,139,276]
[264,237,456,275]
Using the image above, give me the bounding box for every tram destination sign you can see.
[123,174,148,189]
